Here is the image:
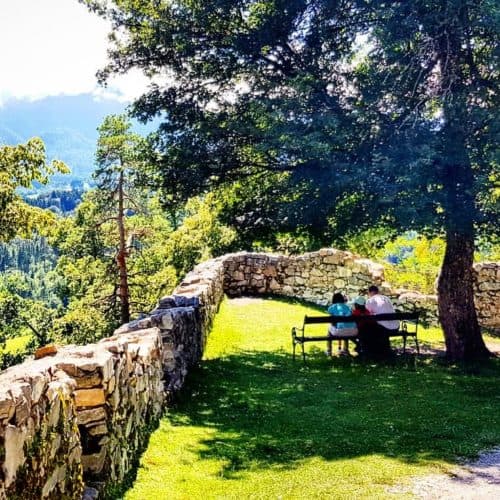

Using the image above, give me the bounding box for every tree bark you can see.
[116,170,130,324]
[437,229,491,361]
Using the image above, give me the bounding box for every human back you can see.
[365,287,399,330]
[328,301,356,329]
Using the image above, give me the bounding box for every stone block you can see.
[82,448,106,474]
[75,389,106,408]
[262,265,277,277]
[75,373,102,389]
[0,393,14,420]
[4,424,27,487]
[77,407,107,426]
[268,278,281,291]
[310,268,324,277]
[34,345,58,360]
[41,464,67,498]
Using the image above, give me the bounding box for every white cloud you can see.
[0,0,149,105]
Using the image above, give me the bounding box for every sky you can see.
[0,0,149,105]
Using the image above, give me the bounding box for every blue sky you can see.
[0,0,148,105]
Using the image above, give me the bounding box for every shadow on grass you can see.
[169,350,500,478]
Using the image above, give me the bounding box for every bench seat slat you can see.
[304,312,419,324]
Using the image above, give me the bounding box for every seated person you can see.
[351,296,376,355]
[326,292,357,356]
[364,285,397,358]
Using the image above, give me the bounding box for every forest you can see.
[0,0,498,366]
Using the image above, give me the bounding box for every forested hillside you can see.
[25,188,84,214]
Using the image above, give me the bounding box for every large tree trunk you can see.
[437,229,491,361]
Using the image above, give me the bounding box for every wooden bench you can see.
[291,312,420,362]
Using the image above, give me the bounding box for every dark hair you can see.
[368,285,379,294]
[332,292,345,304]
[354,303,367,311]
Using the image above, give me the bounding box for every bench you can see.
[291,312,420,362]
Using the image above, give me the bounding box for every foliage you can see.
[25,188,84,214]
[51,303,113,346]
[342,226,396,258]
[166,192,237,277]
[52,191,179,343]
[0,282,57,368]
[94,114,151,323]
[377,235,446,294]
[124,298,500,499]
[0,138,68,241]
[0,335,31,371]
[0,237,62,307]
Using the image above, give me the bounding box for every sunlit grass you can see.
[124,297,500,500]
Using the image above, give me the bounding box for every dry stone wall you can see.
[474,262,500,332]
[0,249,497,499]
[222,249,387,305]
[0,256,226,498]
[222,251,499,330]
[0,328,165,499]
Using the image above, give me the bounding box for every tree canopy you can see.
[0,138,69,241]
[82,0,499,360]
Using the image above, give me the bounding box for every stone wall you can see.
[0,328,165,499]
[223,249,387,304]
[474,262,500,332]
[222,251,499,330]
[0,250,497,499]
[0,360,82,499]
[116,257,226,396]
[0,257,226,498]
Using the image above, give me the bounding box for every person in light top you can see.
[364,285,397,358]
[365,285,399,331]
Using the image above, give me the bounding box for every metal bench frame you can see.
[291,312,420,362]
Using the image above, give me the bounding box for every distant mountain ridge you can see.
[0,94,153,185]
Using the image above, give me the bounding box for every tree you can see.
[353,1,498,360]
[94,114,149,324]
[83,1,498,360]
[0,138,68,240]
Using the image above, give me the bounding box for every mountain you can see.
[0,94,155,185]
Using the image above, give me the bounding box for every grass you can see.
[124,297,500,499]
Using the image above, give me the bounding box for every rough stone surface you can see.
[474,262,500,332]
[0,329,166,498]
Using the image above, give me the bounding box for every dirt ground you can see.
[392,448,500,499]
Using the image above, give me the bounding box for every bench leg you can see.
[302,343,306,363]
[292,341,296,361]
[403,335,407,354]
[415,336,420,355]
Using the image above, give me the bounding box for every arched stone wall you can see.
[0,250,497,498]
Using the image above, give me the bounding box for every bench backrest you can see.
[303,312,419,325]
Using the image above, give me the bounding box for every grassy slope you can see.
[125,297,500,500]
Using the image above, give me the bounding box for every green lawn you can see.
[124,297,500,500]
